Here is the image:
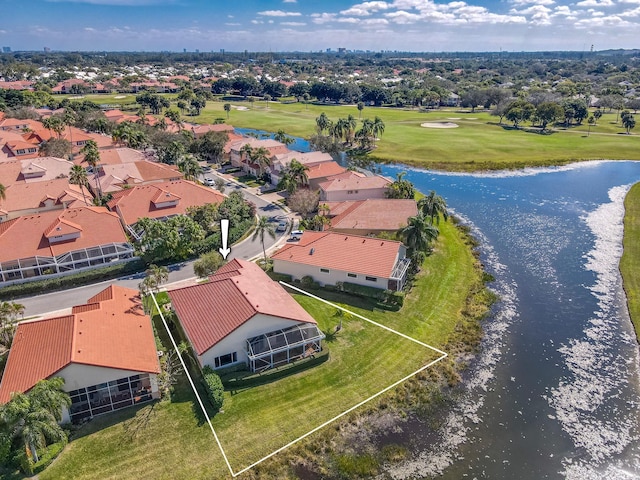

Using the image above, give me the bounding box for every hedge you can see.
[201,365,224,412]
[33,441,66,475]
[267,272,293,284]
[0,259,145,301]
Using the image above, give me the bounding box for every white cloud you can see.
[622,6,640,14]
[619,0,640,3]
[311,12,337,24]
[510,0,555,5]
[338,17,360,23]
[251,19,264,24]
[45,0,175,5]
[385,10,423,23]
[224,22,240,26]
[553,5,574,15]
[280,21,306,26]
[575,14,631,26]
[575,0,613,6]
[510,3,552,23]
[257,10,302,16]
[341,1,390,16]
[283,0,297,2]
[227,15,234,18]
[362,18,390,24]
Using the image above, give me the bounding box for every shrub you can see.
[0,432,11,465]
[267,272,293,283]
[201,366,224,412]
[14,450,34,475]
[341,281,386,300]
[33,441,66,475]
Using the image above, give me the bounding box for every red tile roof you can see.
[107,180,225,225]
[168,259,316,355]
[319,171,391,192]
[0,178,85,215]
[306,161,347,181]
[326,199,418,232]
[0,207,129,262]
[0,285,159,403]
[271,231,404,279]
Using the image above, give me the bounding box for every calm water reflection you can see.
[378,161,640,480]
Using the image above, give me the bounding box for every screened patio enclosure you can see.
[247,323,326,372]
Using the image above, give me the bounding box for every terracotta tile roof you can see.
[93,161,181,193]
[168,259,317,355]
[306,161,348,181]
[0,285,159,403]
[319,171,391,192]
[228,137,290,155]
[44,217,83,238]
[327,199,418,232]
[89,147,147,166]
[107,180,225,226]
[0,207,129,262]
[0,178,84,215]
[271,231,404,279]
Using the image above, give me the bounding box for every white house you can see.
[0,285,161,423]
[168,259,325,373]
[271,231,411,291]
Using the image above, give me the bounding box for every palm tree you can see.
[400,213,439,254]
[0,378,70,463]
[274,129,294,146]
[178,154,202,181]
[250,147,271,178]
[0,301,24,360]
[239,143,253,163]
[372,116,385,145]
[357,101,364,119]
[288,159,309,186]
[144,264,169,293]
[346,114,357,145]
[252,216,276,265]
[316,112,331,135]
[80,140,101,196]
[69,165,90,205]
[224,103,231,119]
[418,190,449,224]
[0,183,5,202]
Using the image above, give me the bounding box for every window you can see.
[214,352,238,368]
[347,273,357,278]
[320,268,330,274]
[365,276,377,282]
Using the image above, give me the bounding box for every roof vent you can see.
[309,248,315,255]
[362,239,366,243]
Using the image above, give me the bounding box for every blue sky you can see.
[1,0,638,52]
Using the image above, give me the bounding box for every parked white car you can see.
[203,177,215,186]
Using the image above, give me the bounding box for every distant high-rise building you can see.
[1,47,10,53]
[220,49,225,54]
[338,47,346,53]
[183,48,187,53]
[44,47,51,52]
[195,49,199,53]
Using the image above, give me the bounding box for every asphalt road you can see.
[20,177,291,317]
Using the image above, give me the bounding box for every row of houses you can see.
[0,259,325,421]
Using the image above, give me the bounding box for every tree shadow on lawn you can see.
[68,401,157,442]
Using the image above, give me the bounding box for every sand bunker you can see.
[233,106,249,111]
[114,95,126,99]
[447,117,461,120]
[421,122,459,129]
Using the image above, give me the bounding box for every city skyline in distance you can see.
[0,0,638,53]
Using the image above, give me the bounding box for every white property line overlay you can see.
[150,292,235,477]
[152,284,448,478]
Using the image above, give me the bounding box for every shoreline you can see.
[620,182,640,341]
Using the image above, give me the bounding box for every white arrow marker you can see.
[218,219,231,259]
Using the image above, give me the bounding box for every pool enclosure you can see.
[246,323,325,372]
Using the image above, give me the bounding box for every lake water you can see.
[234,127,312,153]
[377,161,640,480]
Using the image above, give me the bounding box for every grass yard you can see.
[197,100,640,171]
[621,182,640,341]
[38,219,479,479]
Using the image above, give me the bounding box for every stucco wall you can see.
[58,364,159,393]
[272,258,390,290]
[198,313,307,369]
[320,186,389,202]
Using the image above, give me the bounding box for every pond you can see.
[377,161,640,479]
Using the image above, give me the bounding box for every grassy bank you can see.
[39,219,488,479]
[621,182,640,341]
[196,100,640,171]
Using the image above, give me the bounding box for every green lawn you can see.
[621,182,640,341]
[40,219,480,479]
[197,100,640,171]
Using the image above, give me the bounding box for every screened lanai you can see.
[246,323,326,372]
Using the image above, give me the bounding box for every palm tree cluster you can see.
[277,159,309,194]
[240,144,271,179]
[315,112,385,150]
[111,121,148,149]
[400,189,449,270]
[177,154,202,181]
[0,378,70,465]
